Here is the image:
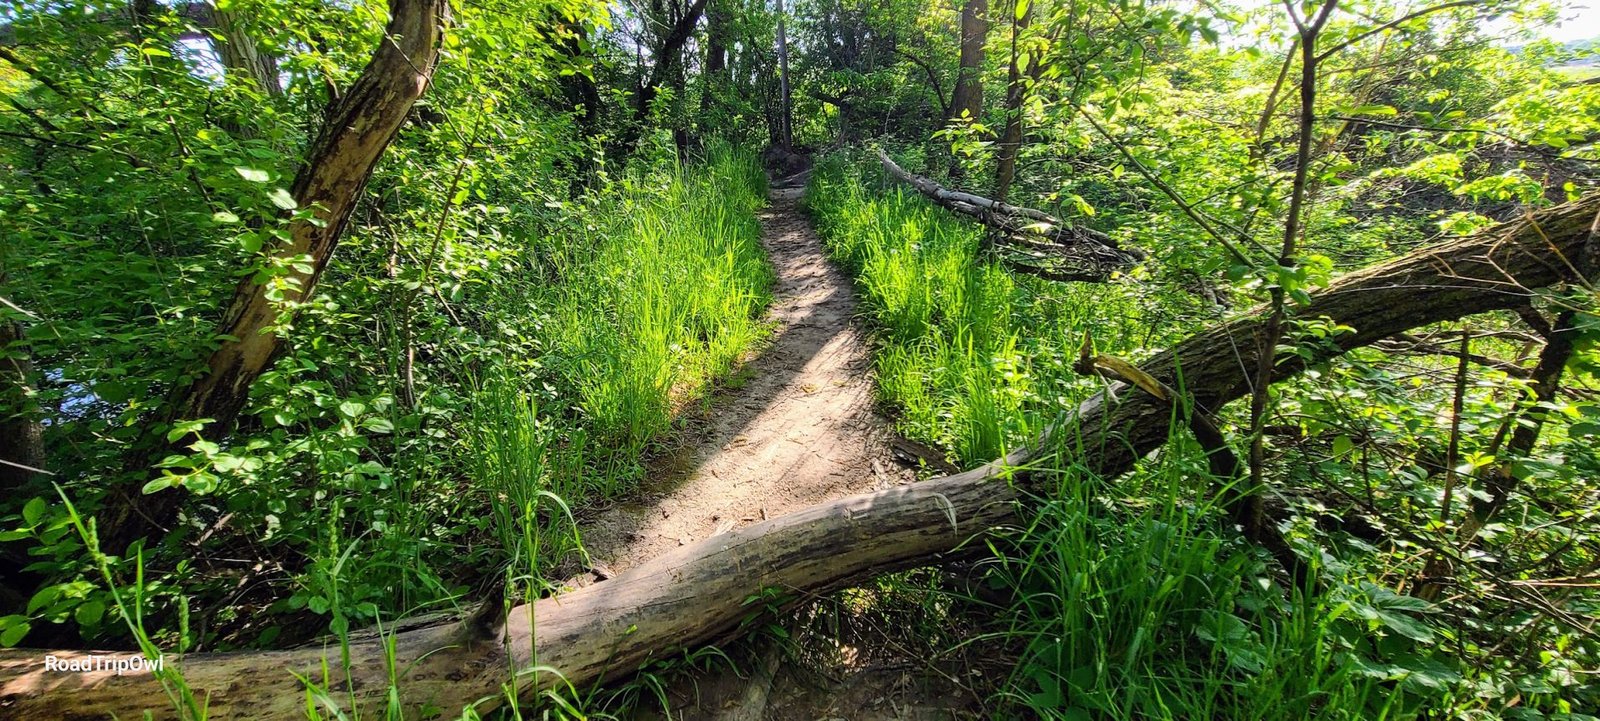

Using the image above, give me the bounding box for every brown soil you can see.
[575,186,910,574]
[571,186,986,720]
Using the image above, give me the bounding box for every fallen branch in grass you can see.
[2,192,1595,719]
[875,150,1144,282]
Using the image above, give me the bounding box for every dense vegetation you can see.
[1,0,1598,718]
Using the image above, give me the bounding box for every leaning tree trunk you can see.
[4,192,1596,720]
[611,0,710,160]
[99,0,451,553]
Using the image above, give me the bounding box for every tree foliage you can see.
[2,0,1598,718]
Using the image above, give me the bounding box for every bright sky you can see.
[1236,0,1600,45]
[1538,1,1599,42]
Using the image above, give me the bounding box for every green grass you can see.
[804,153,1446,720]
[49,146,776,721]
[468,143,773,582]
[806,153,1149,465]
[982,440,1418,721]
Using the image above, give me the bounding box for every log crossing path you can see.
[574,184,975,720]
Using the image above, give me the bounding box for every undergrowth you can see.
[803,153,1467,720]
[4,145,773,719]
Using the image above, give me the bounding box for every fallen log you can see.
[876,149,1145,281]
[2,193,1595,719]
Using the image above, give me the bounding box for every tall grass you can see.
[467,143,772,582]
[805,153,1148,464]
[805,153,1437,720]
[983,437,1413,720]
[56,146,775,721]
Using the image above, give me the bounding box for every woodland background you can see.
[1,0,1598,718]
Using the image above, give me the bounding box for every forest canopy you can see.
[0,0,1598,719]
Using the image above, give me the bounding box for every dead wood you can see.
[3,192,1596,720]
[876,150,1143,281]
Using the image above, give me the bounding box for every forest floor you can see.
[569,184,987,720]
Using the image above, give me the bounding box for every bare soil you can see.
[575,186,910,574]
[572,186,986,720]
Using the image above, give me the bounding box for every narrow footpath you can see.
[573,183,980,720]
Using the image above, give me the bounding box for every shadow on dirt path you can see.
[568,181,988,721]
[573,186,914,577]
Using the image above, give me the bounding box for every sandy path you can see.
[576,186,912,580]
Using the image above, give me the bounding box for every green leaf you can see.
[361,417,395,434]
[338,400,367,418]
[212,210,241,224]
[166,418,211,442]
[21,498,46,527]
[1354,583,1435,641]
[1350,104,1398,117]
[74,600,106,627]
[26,586,59,614]
[0,617,29,647]
[1376,609,1434,642]
[234,166,270,183]
[1569,421,1600,437]
[268,188,297,210]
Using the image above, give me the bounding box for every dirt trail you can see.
[576,186,911,574]
[573,185,979,720]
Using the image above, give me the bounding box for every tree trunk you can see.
[6,191,1596,720]
[613,0,711,159]
[98,0,452,554]
[1464,309,1579,535]
[699,0,728,120]
[210,5,281,97]
[993,0,1031,202]
[0,320,43,495]
[948,0,988,124]
[775,0,793,148]
[0,319,46,616]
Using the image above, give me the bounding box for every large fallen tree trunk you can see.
[877,149,1145,281]
[2,194,1595,719]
